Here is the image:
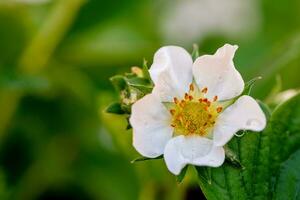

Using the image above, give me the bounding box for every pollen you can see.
[169,84,222,136]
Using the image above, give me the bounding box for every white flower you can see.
[130,44,266,175]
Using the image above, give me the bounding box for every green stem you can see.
[19,0,86,74]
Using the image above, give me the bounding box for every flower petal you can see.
[130,94,173,158]
[149,46,193,101]
[213,95,267,146]
[164,135,225,175]
[192,44,244,101]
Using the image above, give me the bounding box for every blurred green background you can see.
[0,0,299,199]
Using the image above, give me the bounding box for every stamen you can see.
[170,109,176,115]
[201,87,208,93]
[206,100,211,107]
[184,93,189,100]
[179,100,185,107]
[216,107,223,113]
[213,96,218,102]
[174,97,179,104]
[185,121,190,128]
[189,84,194,91]
[170,86,222,137]
[200,130,205,136]
[178,114,183,121]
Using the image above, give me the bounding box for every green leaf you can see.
[130,155,163,163]
[197,93,300,200]
[273,149,300,200]
[196,167,212,185]
[105,102,125,114]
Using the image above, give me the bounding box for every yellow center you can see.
[170,84,223,136]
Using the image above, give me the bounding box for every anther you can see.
[188,95,193,101]
[170,109,176,115]
[184,93,189,100]
[216,107,223,113]
[213,96,218,102]
[201,87,208,93]
[202,98,208,103]
[198,98,203,103]
[173,97,179,104]
[171,124,176,127]
[189,84,194,91]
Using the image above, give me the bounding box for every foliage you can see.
[0,0,299,200]
[196,93,300,200]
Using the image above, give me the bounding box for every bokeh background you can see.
[0,0,299,199]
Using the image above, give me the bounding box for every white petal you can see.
[149,46,193,101]
[130,94,173,158]
[192,44,244,101]
[164,135,225,175]
[213,95,267,146]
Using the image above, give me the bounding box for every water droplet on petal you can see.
[246,118,262,127]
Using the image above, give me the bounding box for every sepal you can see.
[176,165,188,184]
[224,146,244,169]
[107,61,154,120]
[130,155,163,163]
[105,102,126,114]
